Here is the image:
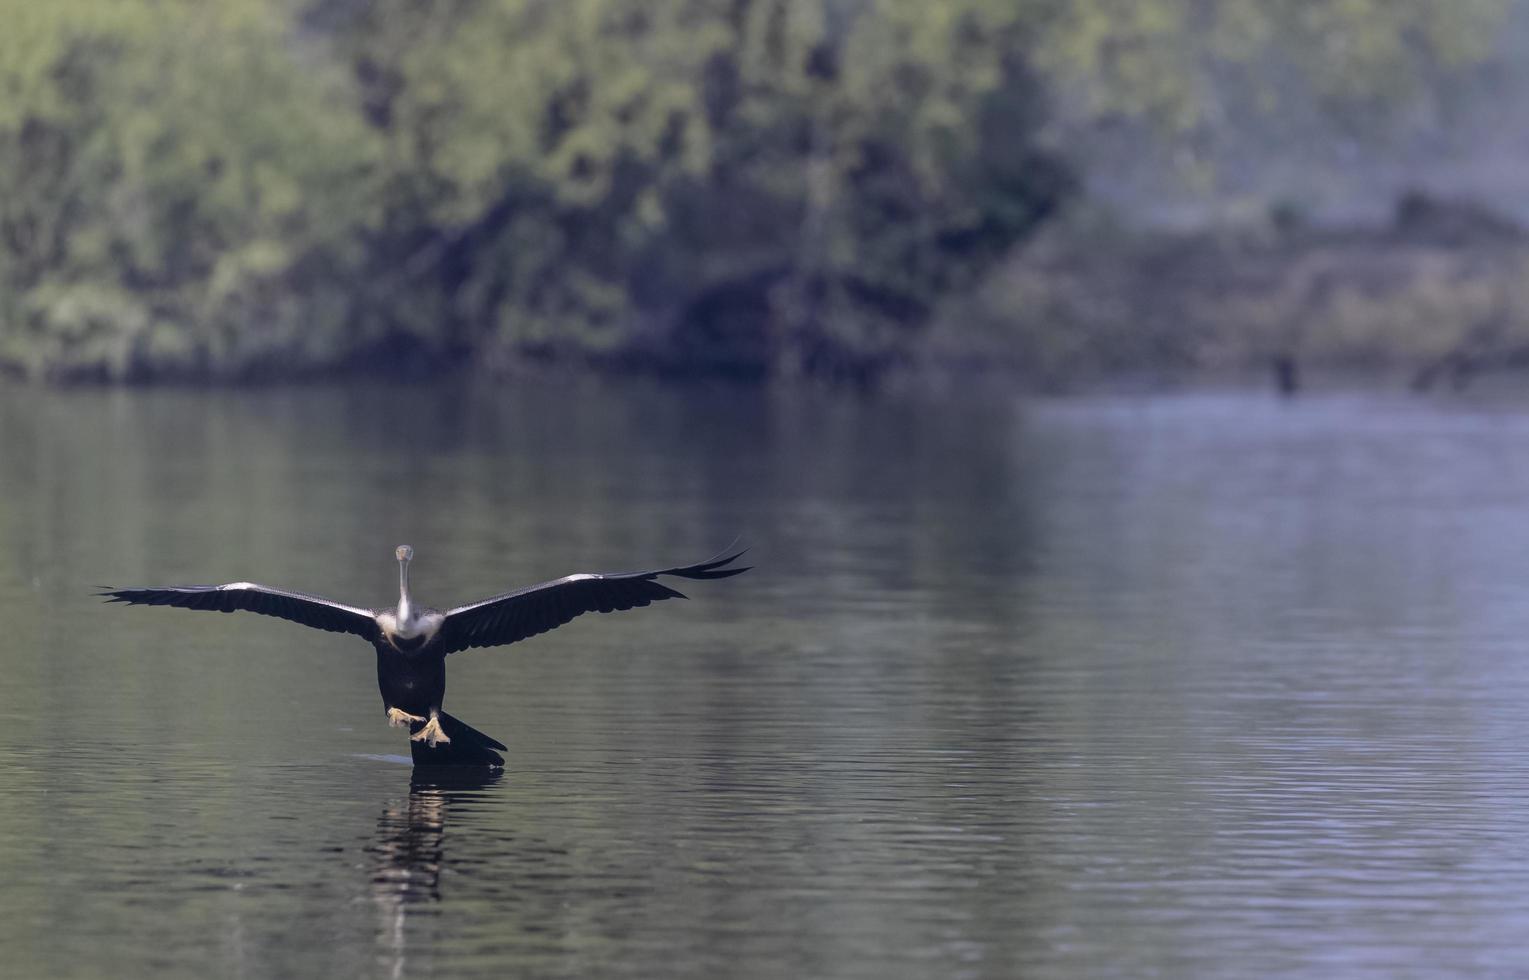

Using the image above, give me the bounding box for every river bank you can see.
[8,194,1528,395]
[925,194,1529,394]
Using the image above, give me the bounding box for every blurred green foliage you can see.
[0,2,378,378]
[1036,0,1505,131]
[0,0,1508,382]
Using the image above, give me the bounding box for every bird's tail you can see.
[409,711,506,768]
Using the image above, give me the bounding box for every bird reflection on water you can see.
[370,769,504,903]
[368,768,504,977]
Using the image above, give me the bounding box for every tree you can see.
[0,0,377,379]
[0,0,1513,381]
[321,0,1073,381]
[288,0,1526,381]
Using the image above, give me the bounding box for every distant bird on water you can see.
[101,545,750,767]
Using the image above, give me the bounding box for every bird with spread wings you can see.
[102,544,750,767]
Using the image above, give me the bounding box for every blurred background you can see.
[1,0,1523,391]
[13,3,1529,979]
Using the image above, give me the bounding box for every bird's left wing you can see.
[100,583,379,640]
[436,547,749,655]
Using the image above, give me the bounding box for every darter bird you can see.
[100,545,749,767]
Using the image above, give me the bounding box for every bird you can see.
[100,544,750,767]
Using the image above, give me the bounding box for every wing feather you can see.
[437,547,749,654]
[100,583,378,640]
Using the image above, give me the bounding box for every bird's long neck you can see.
[397,559,413,621]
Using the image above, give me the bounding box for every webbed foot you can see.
[387,707,427,728]
[410,714,452,747]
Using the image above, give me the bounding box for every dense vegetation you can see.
[0,0,1508,382]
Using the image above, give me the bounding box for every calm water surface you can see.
[4,382,1529,977]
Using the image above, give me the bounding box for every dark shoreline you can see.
[10,196,1529,396]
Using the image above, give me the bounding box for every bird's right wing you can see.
[435,547,749,655]
[100,582,379,640]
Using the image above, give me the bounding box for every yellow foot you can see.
[387,707,427,728]
[410,715,451,747]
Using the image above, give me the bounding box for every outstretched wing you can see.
[436,547,749,655]
[100,582,379,640]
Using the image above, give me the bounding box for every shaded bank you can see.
[0,1,1071,386]
[927,194,1529,393]
[0,1,1506,388]
[12,192,1529,395]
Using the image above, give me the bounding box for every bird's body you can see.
[102,545,748,767]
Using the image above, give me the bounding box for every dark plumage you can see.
[101,545,749,767]
[100,583,380,637]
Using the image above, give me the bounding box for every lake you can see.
[4,381,1529,977]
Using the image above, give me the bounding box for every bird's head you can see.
[395,545,414,609]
